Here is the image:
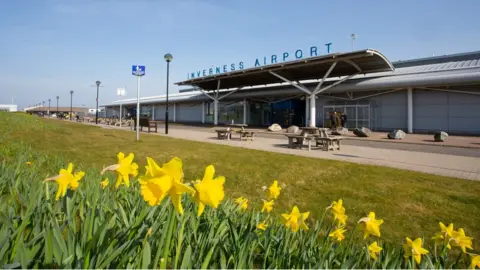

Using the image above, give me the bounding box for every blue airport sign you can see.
[187,43,333,80]
[132,65,146,76]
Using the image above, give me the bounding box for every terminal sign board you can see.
[187,43,332,80]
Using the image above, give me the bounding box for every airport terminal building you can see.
[103,49,480,135]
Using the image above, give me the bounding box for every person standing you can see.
[329,111,338,130]
[340,112,348,128]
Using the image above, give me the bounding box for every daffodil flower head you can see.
[328,227,346,242]
[100,178,109,189]
[267,180,281,200]
[261,200,274,213]
[328,199,348,226]
[193,165,226,217]
[281,206,309,233]
[138,157,194,215]
[101,152,139,188]
[44,162,85,200]
[235,197,248,211]
[432,222,454,249]
[469,254,480,270]
[403,237,429,265]
[368,241,383,260]
[451,228,473,253]
[257,221,268,231]
[358,212,384,239]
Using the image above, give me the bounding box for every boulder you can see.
[268,123,282,132]
[332,127,349,136]
[353,127,372,137]
[286,125,299,133]
[434,131,448,142]
[387,129,406,140]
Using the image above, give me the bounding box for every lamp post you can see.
[42,101,45,116]
[70,90,74,121]
[95,80,101,124]
[48,99,51,116]
[56,96,59,114]
[164,53,173,134]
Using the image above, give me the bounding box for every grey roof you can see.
[103,50,480,107]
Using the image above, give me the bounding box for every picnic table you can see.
[285,129,343,151]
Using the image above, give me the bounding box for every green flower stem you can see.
[160,207,176,269]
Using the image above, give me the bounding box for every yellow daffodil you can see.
[281,206,309,232]
[328,227,346,242]
[451,228,473,253]
[432,222,454,249]
[100,178,109,189]
[26,161,32,165]
[328,199,348,226]
[403,237,429,265]
[358,212,384,239]
[101,152,139,188]
[44,162,85,200]
[267,180,281,200]
[261,200,274,213]
[368,241,383,260]
[470,254,480,269]
[138,157,194,215]
[193,165,226,216]
[235,197,248,210]
[257,221,268,231]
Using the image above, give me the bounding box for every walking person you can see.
[340,112,348,128]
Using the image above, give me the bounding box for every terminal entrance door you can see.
[322,104,371,129]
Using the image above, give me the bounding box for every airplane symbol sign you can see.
[132,65,146,76]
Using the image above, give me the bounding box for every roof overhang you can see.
[176,49,394,90]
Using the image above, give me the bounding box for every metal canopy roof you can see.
[176,49,394,90]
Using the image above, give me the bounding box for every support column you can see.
[173,103,176,122]
[305,95,309,127]
[202,101,205,123]
[152,104,155,120]
[407,87,413,133]
[309,94,316,127]
[213,100,218,125]
[243,98,247,125]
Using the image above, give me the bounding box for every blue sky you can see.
[1,0,479,109]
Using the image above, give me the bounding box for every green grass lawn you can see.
[2,112,480,246]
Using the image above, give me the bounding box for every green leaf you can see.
[44,227,53,266]
[180,245,192,269]
[141,241,151,269]
[201,243,216,270]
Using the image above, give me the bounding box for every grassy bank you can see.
[1,112,479,247]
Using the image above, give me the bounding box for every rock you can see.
[286,125,299,133]
[332,127,348,136]
[434,131,448,142]
[353,127,372,137]
[268,123,282,132]
[387,129,406,140]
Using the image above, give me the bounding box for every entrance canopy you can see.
[176,49,394,90]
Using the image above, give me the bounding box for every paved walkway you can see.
[97,123,480,181]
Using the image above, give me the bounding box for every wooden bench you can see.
[315,129,342,151]
[215,127,231,140]
[147,121,157,133]
[133,117,156,133]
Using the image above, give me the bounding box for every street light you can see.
[56,96,59,114]
[70,90,74,121]
[42,101,45,116]
[48,99,51,116]
[95,80,101,124]
[164,53,173,134]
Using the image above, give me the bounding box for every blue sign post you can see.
[132,65,145,141]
